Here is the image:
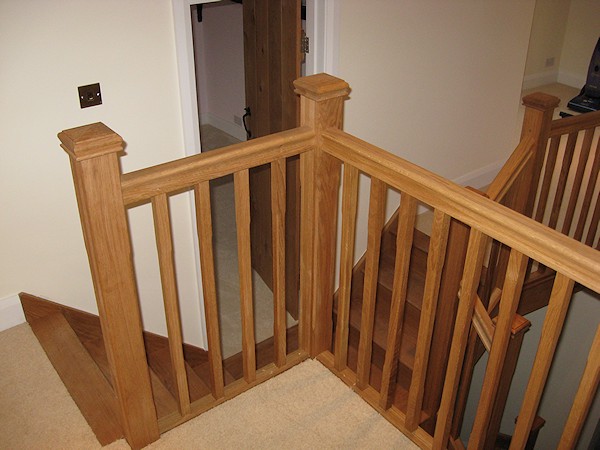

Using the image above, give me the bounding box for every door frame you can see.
[170,0,339,347]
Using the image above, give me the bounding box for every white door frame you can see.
[170,0,339,347]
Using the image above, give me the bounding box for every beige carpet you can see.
[0,323,418,449]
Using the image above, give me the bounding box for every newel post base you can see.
[59,123,159,449]
[294,74,350,357]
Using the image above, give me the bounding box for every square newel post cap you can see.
[58,122,124,161]
[521,92,560,112]
[294,73,351,101]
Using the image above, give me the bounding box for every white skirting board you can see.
[200,113,247,142]
[0,294,26,332]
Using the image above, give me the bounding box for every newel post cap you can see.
[294,73,351,101]
[58,122,124,161]
[522,92,560,111]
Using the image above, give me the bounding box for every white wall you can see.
[0,0,205,347]
[559,0,600,87]
[337,0,536,255]
[522,0,571,89]
[192,1,246,141]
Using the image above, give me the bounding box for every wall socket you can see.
[78,83,102,108]
[545,57,555,68]
[234,115,242,126]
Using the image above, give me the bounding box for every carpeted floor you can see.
[0,323,418,449]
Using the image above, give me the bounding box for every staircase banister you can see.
[59,122,160,449]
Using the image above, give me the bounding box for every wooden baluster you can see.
[334,164,360,371]
[510,273,575,450]
[574,137,600,241]
[534,137,560,224]
[469,250,528,448]
[299,150,315,353]
[193,181,225,399]
[405,209,451,430]
[586,193,600,248]
[59,123,159,448]
[434,229,489,449]
[234,169,257,382]
[561,129,594,236]
[558,325,600,448]
[548,133,578,230]
[378,193,417,409]
[151,194,191,415]
[356,178,387,390]
[271,159,287,367]
[294,74,350,357]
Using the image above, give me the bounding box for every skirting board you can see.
[0,294,26,332]
[452,159,504,190]
[200,113,247,143]
[522,70,559,91]
[557,70,585,90]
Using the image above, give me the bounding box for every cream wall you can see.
[523,0,571,88]
[0,0,205,346]
[559,0,600,87]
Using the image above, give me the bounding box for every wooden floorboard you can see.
[28,312,124,445]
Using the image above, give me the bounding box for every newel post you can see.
[59,123,159,449]
[517,93,560,217]
[294,74,350,357]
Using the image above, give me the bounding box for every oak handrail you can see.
[486,135,534,203]
[322,128,600,292]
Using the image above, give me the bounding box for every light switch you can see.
[78,83,102,108]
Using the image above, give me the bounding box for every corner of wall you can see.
[0,294,26,332]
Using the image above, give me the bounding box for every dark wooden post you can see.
[59,123,159,449]
[294,74,350,357]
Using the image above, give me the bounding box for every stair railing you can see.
[59,74,599,449]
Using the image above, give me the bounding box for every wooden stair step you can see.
[347,273,420,370]
[28,312,124,445]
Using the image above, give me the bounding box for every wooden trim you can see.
[334,164,360,371]
[486,136,534,202]
[549,108,600,137]
[121,127,315,206]
[321,129,600,293]
[378,193,417,409]
[356,178,387,389]
[151,194,191,415]
[193,182,225,399]
[271,159,287,367]
[405,209,451,430]
[558,325,600,448]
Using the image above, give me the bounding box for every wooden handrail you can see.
[120,126,315,206]
[322,128,600,292]
[549,108,600,137]
[486,135,534,203]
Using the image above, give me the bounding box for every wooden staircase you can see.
[19,292,299,446]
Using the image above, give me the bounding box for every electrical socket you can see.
[234,115,242,126]
[78,83,102,108]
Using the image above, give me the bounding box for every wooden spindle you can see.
[405,209,451,431]
[59,123,159,448]
[548,133,577,230]
[510,273,575,450]
[561,129,594,235]
[334,164,360,371]
[151,193,191,415]
[558,325,600,448]
[534,137,560,224]
[356,178,387,390]
[378,193,417,409]
[469,250,528,449]
[234,169,257,383]
[585,193,600,248]
[271,159,287,367]
[574,138,600,241]
[434,229,489,449]
[193,181,225,399]
[299,150,315,353]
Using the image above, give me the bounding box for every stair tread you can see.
[28,312,124,445]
